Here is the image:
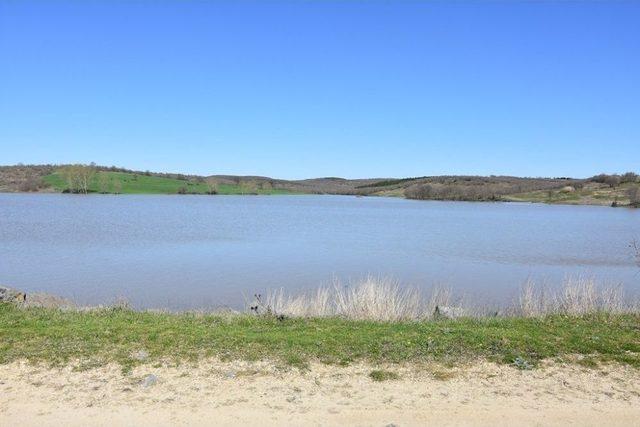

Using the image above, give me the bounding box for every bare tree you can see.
[18,174,43,192]
[604,175,621,188]
[113,179,122,194]
[205,177,218,195]
[621,172,639,183]
[97,173,110,194]
[77,165,95,194]
[627,186,640,207]
[60,164,95,194]
[239,180,256,195]
[60,166,77,192]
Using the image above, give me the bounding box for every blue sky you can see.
[1,1,639,179]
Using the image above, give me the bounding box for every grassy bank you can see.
[1,303,638,371]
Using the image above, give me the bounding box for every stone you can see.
[132,350,149,361]
[0,286,26,303]
[434,305,467,319]
[141,374,158,388]
[24,292,75,309]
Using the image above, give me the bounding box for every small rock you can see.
[132,350,149,361]
[141,374,158,388]
[0,286,26,303]
[225,371,236,379]
[434,305,467,319]
[24,292,75,308]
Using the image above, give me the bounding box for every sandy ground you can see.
[1,359,639,427]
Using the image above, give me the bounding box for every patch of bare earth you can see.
[1,360,638,426]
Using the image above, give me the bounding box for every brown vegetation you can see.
[0,164,53,192]
[628,186,640,207]
[403,176,580,202]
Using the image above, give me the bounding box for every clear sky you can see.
[1,1,638,179]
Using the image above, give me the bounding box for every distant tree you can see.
[76,165,95,194]
[239,180,256,195]
[113,179,122,194]
[205,178,218,195]
[97,173,110,194]
[604,175,621,188]
[404,184,433,200]
[60,164,95,194]
[590,174,608,184]
[628,186,640,207]
[18,175,43,192]
[621,172,639,183]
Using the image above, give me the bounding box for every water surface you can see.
[1,194,638,309]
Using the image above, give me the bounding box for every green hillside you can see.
[42,171,297,195]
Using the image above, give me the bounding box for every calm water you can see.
[1,194,639,309]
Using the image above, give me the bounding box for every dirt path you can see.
[1,360,639,426]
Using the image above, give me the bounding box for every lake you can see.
[1,194,639,310]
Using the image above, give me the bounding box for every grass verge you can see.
[1,304,638,371]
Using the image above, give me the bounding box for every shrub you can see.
[605,175,621,188]
[628,186,640,207]
[621,172,638,183]
[369,370,399,382]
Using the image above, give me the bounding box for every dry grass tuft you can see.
[333,277,423,321]
[518,277,632,317]
[250,276,638,321]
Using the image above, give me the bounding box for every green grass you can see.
[1,304,638,370]
[42,171,297,195]
[369,369,400,381]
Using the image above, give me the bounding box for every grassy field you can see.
[1,303,638,371]
[42,171,298,195]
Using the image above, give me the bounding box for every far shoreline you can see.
[2,164,638,207]
[2,189,639,209]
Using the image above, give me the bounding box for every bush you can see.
[628,186,640,207]
[18,175,44,192]
[621,172,638,183]
[604,175,621,188]
[369,370,400,382]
